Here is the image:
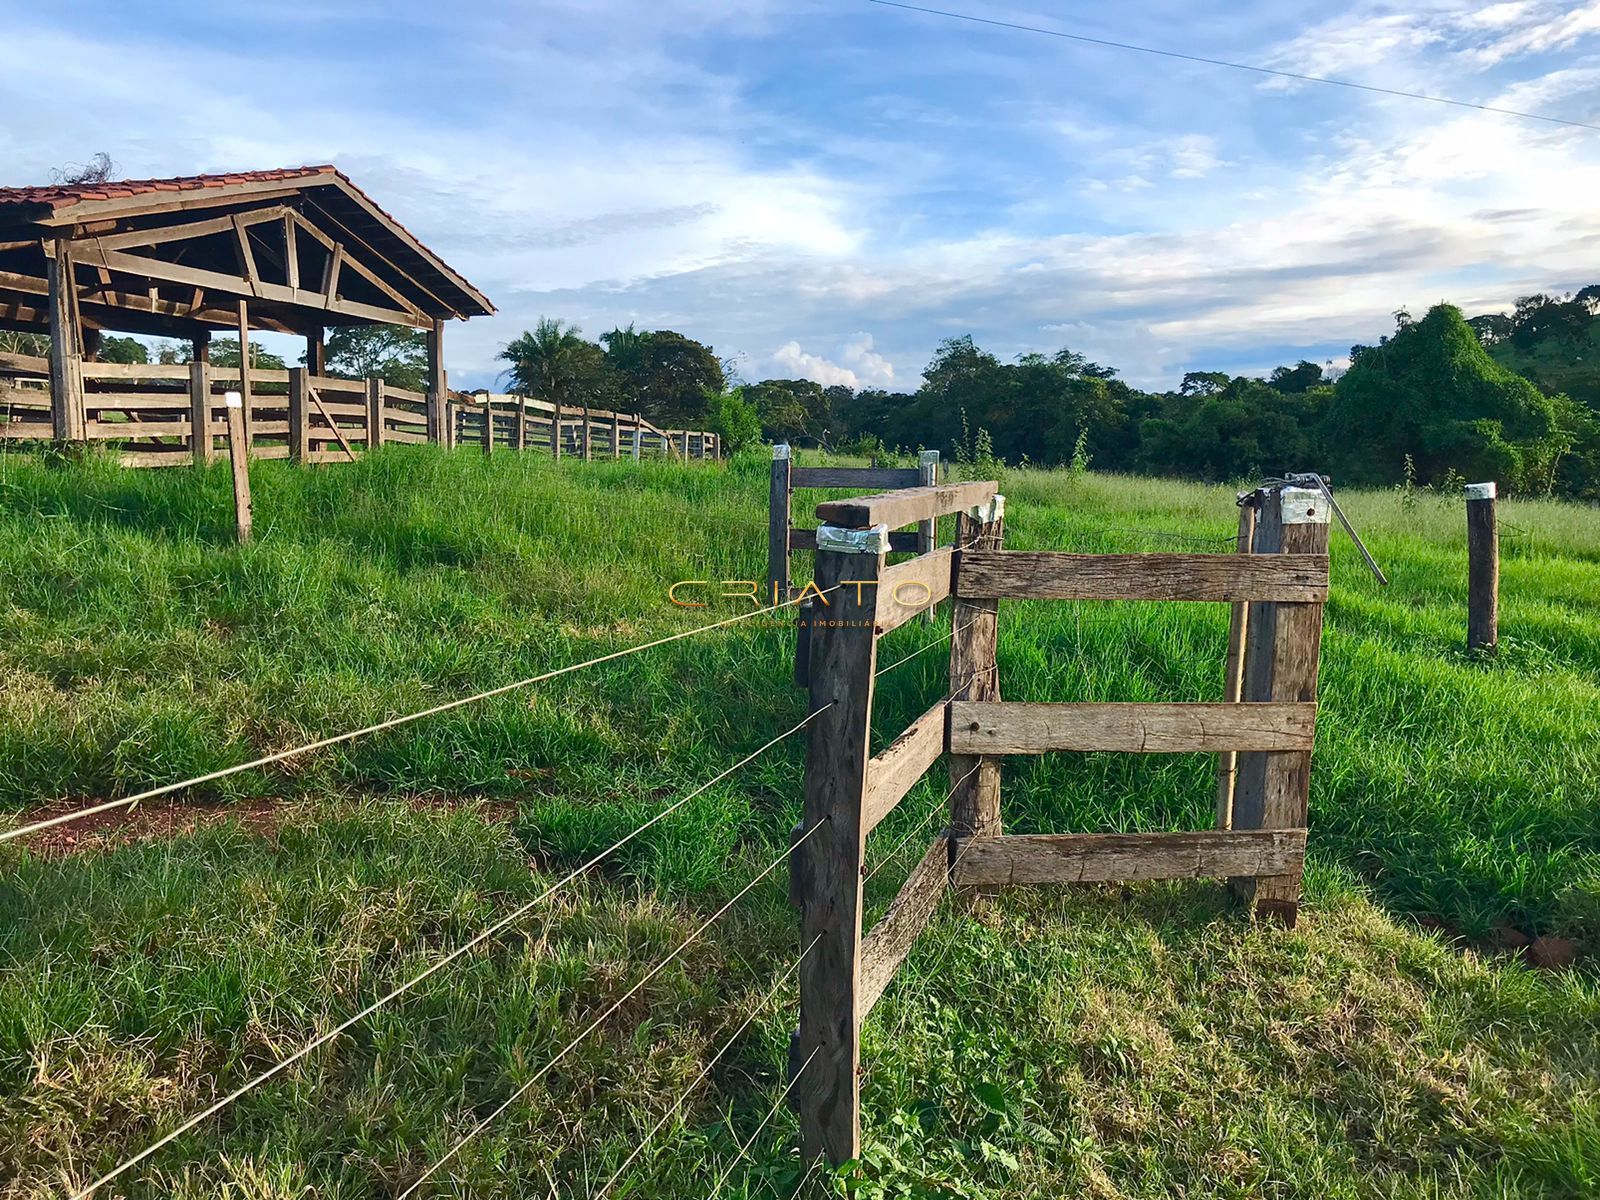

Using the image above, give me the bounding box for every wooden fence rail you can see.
[0,356,719,467]
[789,480,1331,1166]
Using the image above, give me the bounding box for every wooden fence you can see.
[0,354,718,466]
[788,480,1330,1164]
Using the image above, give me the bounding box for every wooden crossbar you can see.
[875,547,954,636]
[953,551,1328,602]
[792,466,920,488]
[859,833,949,1017]
[951,829,1306,886]
[863,701,946,835]
[947,701,1316,755]
[815,481,996,531]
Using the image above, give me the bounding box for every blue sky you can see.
[3,0,1599,390]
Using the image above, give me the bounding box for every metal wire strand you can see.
[5,586,837,847]
[396,818,832,1199]
[592,934,823,1199]
[708,1045,820,1198]
[863,763,979,885]
[68,705,832,1200]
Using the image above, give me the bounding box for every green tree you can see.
[499,318,611,409]
[321,326,427,390]
[96,335,148,365]
[706,386,763,453]
[1327,304,1572,493]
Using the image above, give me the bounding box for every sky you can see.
[3,0,1600,391]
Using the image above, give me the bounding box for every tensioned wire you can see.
[395,818,833,1199]
[68,703,834,1200]
[4,585,838,846]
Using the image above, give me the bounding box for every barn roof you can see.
[0,166,493,338]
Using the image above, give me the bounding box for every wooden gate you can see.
[789,481,1331,1164]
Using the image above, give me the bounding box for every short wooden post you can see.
[551,403,563,461]
[515,398,527,451]
[287,368,309,464]
[1216,495,1259,827]
[366,378,385,448]
[632,413,642,461]
[793,523,883,1167]
[581,405,592,460]
[46,240,87,443]
[1230,484,1328,925]
[948,495,1005,851]
[189,361,214,465]
[1466,482,1498,654]
[611,411,622,458]
[768,443,792,604]
[482,400,494,456]
[917,449,940,621]
[444,400,458,451]
[223,391,253,544]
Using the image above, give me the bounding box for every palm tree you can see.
[498,318,598,406]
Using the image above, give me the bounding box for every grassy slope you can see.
[0,448,1597,1197]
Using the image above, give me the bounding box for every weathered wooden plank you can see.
[859,834,949,1018]
[85,419,193,440]
[791,466,921,489]
[84,393,191,410]
[0,352,50,377]
[948,701,1316,755]
[863,701,945,835]
[815,480,997,531]
[952,828,1307,887]
[794,540,882,1166]
[954,551,1328,602]
[875,546,953,636]
[80,362,192,381]
[788,527,921,553]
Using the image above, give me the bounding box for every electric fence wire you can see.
[69,704,834,1200]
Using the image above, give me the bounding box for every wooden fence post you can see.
[367,378,385,449]
[223,391,253,544]
[768,443,792,605]
[46,240,87,444]
[918,449,940,621]
[611,410,622,458]
[551,402,562,461]
[1216,495,1259,827]
[287,368,309,464]
[1230,484,1328,925]
[1466,482,1498,654]
[445,399,458,451]
[189,361,214,465]
[793,523,884,1167]
[516,398,527,451]
[632,414,642,461]
[482,400,494,457]
[949,496,1005,851]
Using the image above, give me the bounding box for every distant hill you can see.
[1489,319,1600,411]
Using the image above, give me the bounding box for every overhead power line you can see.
[866,0,1600,134]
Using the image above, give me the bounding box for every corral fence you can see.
[0,352,718,467]
[787,479,1330,1163]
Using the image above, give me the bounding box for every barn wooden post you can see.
[768,443,792,605]
[189,361,214,466]
[793,522,885,1167]
[949,495,1005,850]
[236,300,254,453]
[1216,495,1259,827]
[287,368,309,464]
[305,327,326,377]
[223,391,253,544]
[426,318,446,444]
[366,378,385,449]
[1466,482,1498,654]
[1230,484,1328,925]
[46,240,86,443]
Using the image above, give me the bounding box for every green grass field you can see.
[0,446,1596,1198]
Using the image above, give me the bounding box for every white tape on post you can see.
[1465,481,1496,501]
[815,523,890,554]
[773,442,791,460]
[966,493,1005,524]
[224,390,243,409]
[1281,486,1329,525]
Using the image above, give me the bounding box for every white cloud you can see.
[769,333,895,389]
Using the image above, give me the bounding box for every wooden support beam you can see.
[793,535,883,1168]
[236,300,253,451]
[863,700,946,835]
[305,326,325,376]
[859,834,949,1018]
[288,368,309,464]
[367,377,384,448]
[816,481,997,531]
[952,829,1307,887]
[948,701,1317,755]
[875,546,953,636]
[954,551,1329,603]
[46,239,86,441]
[426,318,446,444]
[308,382,357,462]
[1230,486,1329,925]
[283,214,300,290]
[189,361,213,465]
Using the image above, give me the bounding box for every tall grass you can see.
[0,446,1596,1197]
